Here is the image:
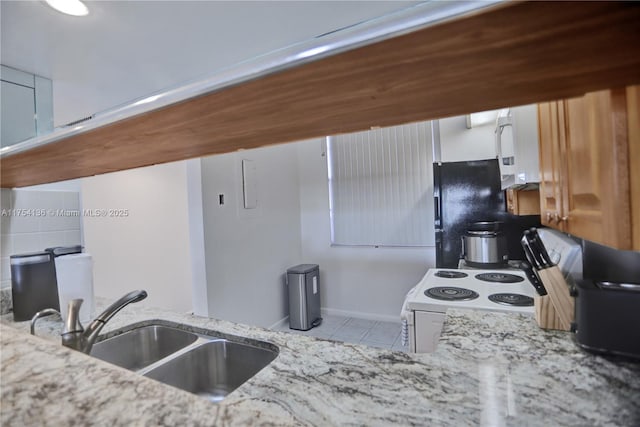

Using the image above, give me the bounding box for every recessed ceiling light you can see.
[45,0,89,17]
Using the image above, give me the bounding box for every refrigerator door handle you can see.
[434,195,440,226]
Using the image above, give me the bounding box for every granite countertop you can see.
[1,297,639,426]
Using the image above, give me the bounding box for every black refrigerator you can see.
[433,159,541,268]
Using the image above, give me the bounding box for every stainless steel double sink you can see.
[90,321,278,402]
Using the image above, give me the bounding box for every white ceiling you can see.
[1,0,419,126]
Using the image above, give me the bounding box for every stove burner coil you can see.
[475,273,524,283]
[425,287,479,301]
[434,271,468,279]
[488,293,534,306]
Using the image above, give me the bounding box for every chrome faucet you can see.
[60,290,147,354]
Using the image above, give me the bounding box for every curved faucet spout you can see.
[93,290,148,325]
[61,290,147,354]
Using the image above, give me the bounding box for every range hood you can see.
[495,105,540,190]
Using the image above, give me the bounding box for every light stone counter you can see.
[1,299,639,426]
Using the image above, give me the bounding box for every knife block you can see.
[535,266,575,331]
[534,294,569,331]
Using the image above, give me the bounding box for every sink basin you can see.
[89,321,279,401]
[144,340,278,402]
[90,325,198,371]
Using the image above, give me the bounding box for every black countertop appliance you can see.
[433,159,541,268]
[10,251,60,321]
[574,280,640,360]
[573,238,640,360]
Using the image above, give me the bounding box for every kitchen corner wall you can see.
[81,161,193,313]
[200,144,302,328]
[438,115,497,162]
[13,137,434,326]
[1,187,82,289]
[199,138,433,327]
[296,139,434,322]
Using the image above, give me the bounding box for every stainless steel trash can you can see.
[287,264,321,331]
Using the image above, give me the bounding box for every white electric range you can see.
[401,268,536,353]
[401,228,583,353]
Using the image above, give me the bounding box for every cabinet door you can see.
[1,80,36,147]
[507,188,541,216]
[537,102,565,230]
[563,89,631,249]
[627,86,640,251]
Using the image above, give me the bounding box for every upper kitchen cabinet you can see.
[537,86,640,251]
[537,101,566,229]
[0,66,53,148]
[506,187,540,216]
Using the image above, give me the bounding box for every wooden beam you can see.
[2,1,640,187]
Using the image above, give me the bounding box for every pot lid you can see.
[468,221,504,232]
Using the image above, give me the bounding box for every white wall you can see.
[81,161,193,313]
[297,139,434,322]
[20,179,81,192]
[185,159,208,317]
[200,143,302,328]
[439,115,497,162]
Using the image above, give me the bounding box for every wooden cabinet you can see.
[0,65,53,148]
[506,187,541,216]
[537,86,639,250]
[537,101,566,228]
[628,86,640,251]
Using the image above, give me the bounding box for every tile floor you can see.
[271,315,407,352]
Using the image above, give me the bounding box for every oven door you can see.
[412,311,447,353]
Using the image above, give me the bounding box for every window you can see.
[327,121,435,247]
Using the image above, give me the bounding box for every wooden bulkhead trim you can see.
[2,1,639,187]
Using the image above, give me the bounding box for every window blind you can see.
[327,121,434,247]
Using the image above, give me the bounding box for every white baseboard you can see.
[271,308,400,329]
[321,307,400,323]
[268,316,289,330]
